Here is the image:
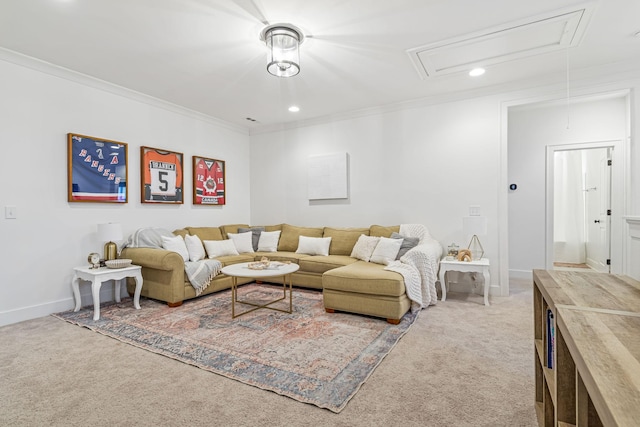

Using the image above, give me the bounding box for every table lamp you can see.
[463,216,487,260]
[97,222,123,261]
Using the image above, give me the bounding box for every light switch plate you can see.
[469,205,481,216]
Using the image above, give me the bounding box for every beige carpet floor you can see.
[0,279,537,427]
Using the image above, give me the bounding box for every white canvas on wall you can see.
[308,152,349,200]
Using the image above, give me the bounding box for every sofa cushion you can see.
[323,227,370,255]
[184,234,206,262]
[261,224,284,232]
[296,236,331,256]
[173,228,189,238]
[299,255,358,274]
[391,232,420,259]
[369,225,400,238]
[219,224,250,239]
[214,254,255,267]
[278,224,323,252]
[253,251,310,264]
[238,226,265,251]
[350,235,381,262]
[323,261,405,297]
[227,232,255,254]
[370,237,403,265]
[257,230,281,252]
[187,227,223,241]
[204,239,239,258]
[161,235,189,262]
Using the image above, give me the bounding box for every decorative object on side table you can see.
[97,222,122,261]
[87,252,100,269]
[463,215,487,260]
[105,258,132,269]
[446,243,459,260]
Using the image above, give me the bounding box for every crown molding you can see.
[251,59,640,136]
[0,47,250,135]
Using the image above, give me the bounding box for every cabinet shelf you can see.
[533,269,640,427]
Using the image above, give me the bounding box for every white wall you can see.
[0,59,251,326]
[508,97,628,276]
[250,96,503,293]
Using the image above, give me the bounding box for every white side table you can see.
[71,265,143,320]
[438,258,490,306]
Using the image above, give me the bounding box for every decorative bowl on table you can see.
[248,261,270,270]
[105,258,132,269]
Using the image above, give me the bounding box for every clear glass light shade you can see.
[264,26,302,77]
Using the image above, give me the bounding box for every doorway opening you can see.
[551,146,611,272]
[546,140,622,273]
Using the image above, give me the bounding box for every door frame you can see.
[545,140,624,272]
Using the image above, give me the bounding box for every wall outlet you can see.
[469,205,481,216]
[5,206,17,219]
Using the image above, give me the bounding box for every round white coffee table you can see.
[221,262,300,318]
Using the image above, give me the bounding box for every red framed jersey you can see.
[194,156,225,205]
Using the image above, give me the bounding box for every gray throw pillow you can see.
[238,227,265,252]
[391,232,419,259]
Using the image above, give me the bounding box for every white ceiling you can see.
[1,0,639,130]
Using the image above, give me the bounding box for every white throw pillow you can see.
[295,236,331,256]
[370,237,404,265]
[257,230,281,252]
[350,235,381,262]
[161,235,189,262]
[227,232,255,253]
[203,239,239,258]
[184,234,206,262]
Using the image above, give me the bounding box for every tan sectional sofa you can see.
[122,223,442,324]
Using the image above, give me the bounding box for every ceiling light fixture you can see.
[260,23,304,78]
[288,106,300,112]
[469,67,485,77]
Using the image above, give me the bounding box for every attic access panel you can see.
[407,5,594,79]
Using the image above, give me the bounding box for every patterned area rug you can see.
[53,284,417,413]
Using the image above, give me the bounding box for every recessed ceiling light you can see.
[288,106,300,113]
[469,67,485,77]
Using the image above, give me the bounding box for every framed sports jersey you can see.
[141,146,184,204]
[192,156,226,205]
[67,133,128,203]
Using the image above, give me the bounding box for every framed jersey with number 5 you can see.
[141,146,184,204]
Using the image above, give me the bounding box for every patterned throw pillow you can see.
[350,235,381,262]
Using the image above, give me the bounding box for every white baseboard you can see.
[0,286,126,327]
[509,269,532,280]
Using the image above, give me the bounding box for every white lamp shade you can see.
[97,223,123,242]
[463,216,487,237]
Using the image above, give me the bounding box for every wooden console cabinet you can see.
[533,270,640,427]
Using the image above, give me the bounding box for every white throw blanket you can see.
[123,227,222,296]
[384,224,442,312]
